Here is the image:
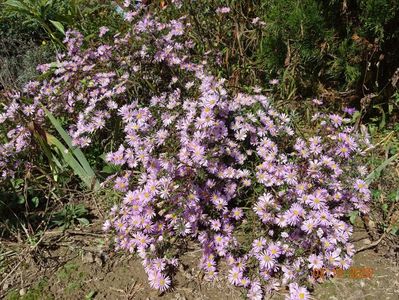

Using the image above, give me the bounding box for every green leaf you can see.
[351,111,361,123]
[49,20,65,35]
[390,225,398,235]
[382,203,388,213]
[44,108,95,176]
[371,189,381,199]
[366,153,399,184]
[74,204,88,215]
[46,133,93,189]
[379,110,386,129]
[84,33,96,41]
[85,291,96,300]
[349,211,358,225]
[12,178,24,188]
[31,126,62,181]
[4,0,31,14]
[388,190,399,202]
[17,195,25,204]
[102,164,120,174]
[43,108,99,190]
[31,196,40,208]
[77,218,90,226]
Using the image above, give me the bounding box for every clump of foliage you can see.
[1,0,123,46]
[0,0,124,90]
[0,2,373,299]
[158,0,399,100]
[51,203,89,229]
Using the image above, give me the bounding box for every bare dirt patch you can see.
[1,220,398,300]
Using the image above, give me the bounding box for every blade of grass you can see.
[29,124,62,182]
[45,133,94,189]
[42,108,96,178]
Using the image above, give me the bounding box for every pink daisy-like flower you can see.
[102,220,111,231]
[353,179,368,193]
[99,26,109,37]
[239,276,251,287]
[258,250,276,270]
[216,6,230,14]
[312,98,323,105]
[336,144,351,158]
[329,114,343,127]
[149,271,171,292]
[301,218,318,234]
[228,266,242,286]
[287,283,310,300]
[231,207,244,220]
[269,79,279,85]
[307,254,323,270]
[252,237,267,253]
[247,280,263,300]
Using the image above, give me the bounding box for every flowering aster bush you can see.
[0,2,372,299]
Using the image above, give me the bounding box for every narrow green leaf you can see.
[46,133,93,189]
[366,152,399,184]
[4,0,30,12]
[31,128,63,181]
[43,108,98,188]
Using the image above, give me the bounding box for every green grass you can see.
[5,279,53,300]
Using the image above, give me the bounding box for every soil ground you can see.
[1,220,398,300]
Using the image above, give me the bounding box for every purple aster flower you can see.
[257,250,276,270]
[216,7,231,14]
[343,107,356,115]
[269,79,279,85]
[149,271,171,291]
[300,218,318,234]
[312,98,323,105]
[353,179,368,193]
[228,266,242,286]
[247,280,263,300]
[287,283,310,300]
[99,26,109,37]
[308,254,323,269]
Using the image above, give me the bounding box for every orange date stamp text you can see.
[312,267,374,280]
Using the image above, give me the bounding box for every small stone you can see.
[360,280,365,288]
[368,219,376,229]
[19,288,26,296]
[82,252,95,263]
[2,282,9,291]
[363,238,372,245]
[95,256,103,266]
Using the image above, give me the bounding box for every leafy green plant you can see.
[2,0,120,47]
[366,152,399,184]
[43,108,99,190]
[5,278,51,300]
[3,0,67,46]
[51,203,89,229]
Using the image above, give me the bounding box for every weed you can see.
[5,278,52,300]
[51,204,89,229]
